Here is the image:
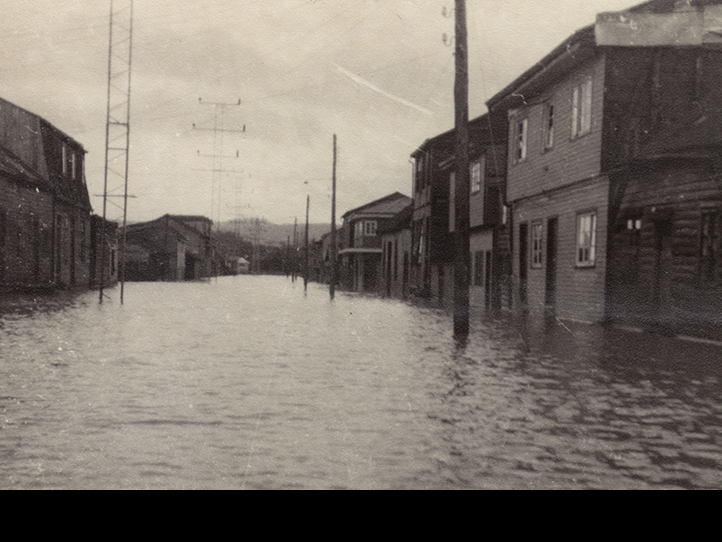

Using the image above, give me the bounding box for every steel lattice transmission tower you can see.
[100,0,134,304]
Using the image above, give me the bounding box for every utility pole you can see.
[453,0,471,339]
[100,0,134,305]
[330,135,338,301]
[286,235,291,278]
[304,195,310,292]
[292,218,298,283]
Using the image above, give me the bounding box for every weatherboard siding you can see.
[507,56,605,203]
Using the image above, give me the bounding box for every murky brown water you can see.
[1,276,721,489]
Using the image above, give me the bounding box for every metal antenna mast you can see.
[100,0,134,305]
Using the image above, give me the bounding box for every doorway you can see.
[545,217,558,310]
[519,223,529,307]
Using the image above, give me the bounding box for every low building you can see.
[123,215,213,282]
[338,192,412,294]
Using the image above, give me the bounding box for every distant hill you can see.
[217,221,332,246]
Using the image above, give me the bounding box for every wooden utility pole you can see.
[304,195,310,291]
[330,135,338,300]
[453,0,471,338]
[292,218,298,283]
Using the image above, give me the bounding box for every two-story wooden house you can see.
[488,0,722,336]
[410,113,508,310]
[0,97,97,291]
[338,192,412,293]
[379,201,413,299]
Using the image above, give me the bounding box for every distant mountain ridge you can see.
[216,221,332,246]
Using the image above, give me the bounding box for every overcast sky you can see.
[1,0,640,226]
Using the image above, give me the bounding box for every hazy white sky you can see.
[0,0,639,225]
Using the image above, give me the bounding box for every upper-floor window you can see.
[62,144,68,177]
[543,103,555,150]
[355,220,377,241]
[576,211,597,267]
[71,152,78,180]
[531,223,543,268]
[572,79,593,139]
[471,157,484,194]
[415,155,426,192]
[514,118,528,163]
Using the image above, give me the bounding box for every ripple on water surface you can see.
[1,276,722,489]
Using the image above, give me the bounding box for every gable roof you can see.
[377,202,413,235]
[342,192,412,220]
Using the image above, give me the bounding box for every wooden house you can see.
[379,202,413,299]
[0,97,99,291]
[338,192,412,293]
[488,0,722,337]
[409,113,508,310]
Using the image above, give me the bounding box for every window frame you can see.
[543,102,555,151]
[514,117,528,164]
[470,156,484,194]
[364,220,377,237]
[571,78,593,139]
[576,211,598,268]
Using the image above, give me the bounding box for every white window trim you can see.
[471,157,484,194]
[364,220,377,237]
[572,78,593,139]
[576,212,598,267]
[544,103,555,150]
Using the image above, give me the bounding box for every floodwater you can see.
[1,276,721,490]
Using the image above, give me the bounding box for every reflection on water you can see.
[1,276,721,489]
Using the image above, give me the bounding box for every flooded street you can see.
[1,276,721,490]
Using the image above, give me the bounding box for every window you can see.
[364,220,377,237]
[354,221,364,242]
[515,118,528,162]
[572,79,593,139]
[627,218,642,233]
[71,153,77,180]
[576,212,597,267]
[701,211,719,282]
[531,223,543,268]
[544,103,555,150]
[62,145,68,176]
[415,155,426,192]
[471,157,484,194]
